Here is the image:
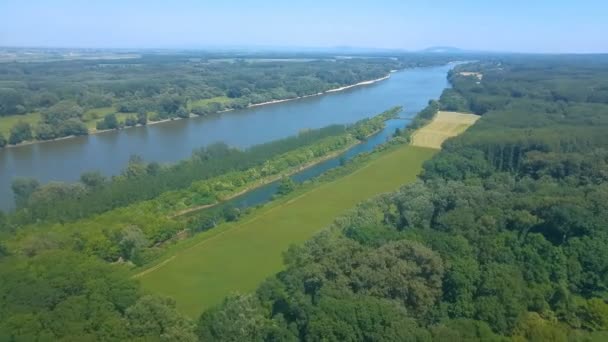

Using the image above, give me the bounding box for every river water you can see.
[0,64,453,210]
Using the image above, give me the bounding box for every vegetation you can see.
[8,121,32,144]
[0,250,197,341]
[196,56,608,340]
[138,144,437,317]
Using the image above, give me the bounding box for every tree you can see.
[41,100,84,126]
[9,121,33,145]
[176,106,189,119]
[59,118,88,136]
[97,113,119,130]
[126,296,197,342]
[137,110,148,125]
[0,88,26,115]
[118,226,148,263]
[35,123,58,140]
[0,132,6,148]
[80,171,106,188]
[197,295,283,341]
[277,177,296,196]
[125,116,137,127]
[123,155,147,178]
[11,177,40,208]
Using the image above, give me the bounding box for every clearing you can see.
[137,144,438,317]
[411,111,479,149]
[0,112,42,137]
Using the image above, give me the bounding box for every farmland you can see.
[410,110,479,149]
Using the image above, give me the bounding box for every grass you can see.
[411,111,480,149]
[0,112,42,137]
[188,96,232,109]
[0,107,144,137]
[137,144,438,317]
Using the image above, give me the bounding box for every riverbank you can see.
[0,73,394,150]
[248,74,392,108]
[326,75,390,93]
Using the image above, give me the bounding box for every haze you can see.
[0,0,607,53]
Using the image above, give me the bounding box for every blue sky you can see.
[0,0,606,53]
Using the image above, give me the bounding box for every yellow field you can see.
[411,111,479,149]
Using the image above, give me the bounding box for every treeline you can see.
[1,108,399,265]
[197,56,608,340]
[0,57,398,117]
[0,56,406,145]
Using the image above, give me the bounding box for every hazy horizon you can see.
[1,0,607,54]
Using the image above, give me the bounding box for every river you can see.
[0,64,454,210]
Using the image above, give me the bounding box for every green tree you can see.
[176,106,189,119]
[0,132,6,148]
[126,296,197,341]
[11,177,40,208]
[35,123,58,140]
[9,121,33,144]
[125,116,137,127]
[0,88,26,115]
[277,177,296,196]
[80,171,106,188]
[197,295,285,342]
[97,113,119,130]
[137,109,148,125]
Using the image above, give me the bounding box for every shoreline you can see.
[1,73,394,150]
[247,74,391,108]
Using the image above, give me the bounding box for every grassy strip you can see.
[137,144,438,317]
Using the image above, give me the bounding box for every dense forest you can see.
[197,56,608,340]
[0,54,458,145]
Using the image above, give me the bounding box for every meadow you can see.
[137,144,438,317]
[410,110,479,149]
[0,112,41,137]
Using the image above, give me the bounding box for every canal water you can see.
[228,118,407,209]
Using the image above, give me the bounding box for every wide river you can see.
[0,64,453,210]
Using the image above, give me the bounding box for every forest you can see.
[196,56,608,340]
[0,53,455,145]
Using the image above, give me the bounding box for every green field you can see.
[0,107,144,137]
[0,112,42,137]
[137,144,438,317]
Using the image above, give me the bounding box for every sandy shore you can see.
[2,72,394,149]
[248,74,391,107]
